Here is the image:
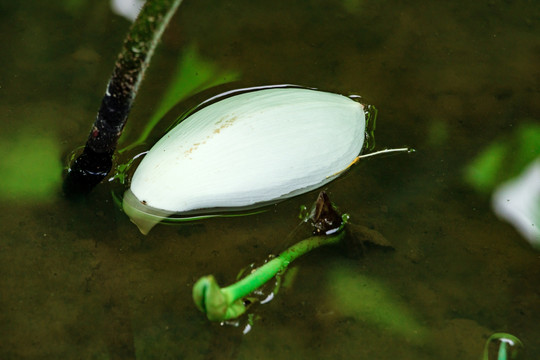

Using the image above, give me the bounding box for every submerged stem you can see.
[64,0,183,196]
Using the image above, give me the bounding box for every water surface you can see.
[0,0,539,358]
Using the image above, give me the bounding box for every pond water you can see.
[1,0,539,359]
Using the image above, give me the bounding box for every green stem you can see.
[483,333,523,360]
[498,341,508,360]
[223,232,345,300]
[193,225,346,321]
[64,0,183,196]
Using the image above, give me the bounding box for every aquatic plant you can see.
[192,191,349,321]
[483,333,524,360]
[192,191,396,322]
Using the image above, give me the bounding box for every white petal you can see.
[124,87,366,233]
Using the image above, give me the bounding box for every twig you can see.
[63,0,183,196]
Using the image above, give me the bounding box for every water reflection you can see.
[1,0,539,358]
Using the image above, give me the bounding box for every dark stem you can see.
[63,0,183,197]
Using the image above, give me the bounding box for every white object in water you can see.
[123,87,367,234]
[492,159,540,248]
[111,0,145,22]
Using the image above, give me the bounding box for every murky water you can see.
[1,0,539,359]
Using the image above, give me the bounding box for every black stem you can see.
[63,0,182,197]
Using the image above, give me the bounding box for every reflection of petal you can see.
[492,159,540,247]
[110,0,145,22]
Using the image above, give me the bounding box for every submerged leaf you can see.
[121,43,240,152]
[0,134,61,202]
[464,122,540,194]
[327,265,426,343]
[346,223,394,250]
